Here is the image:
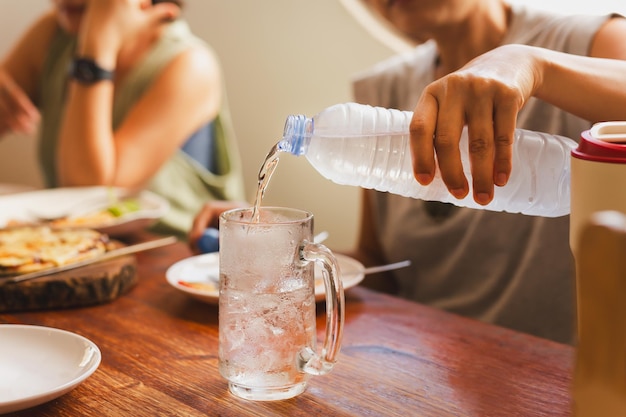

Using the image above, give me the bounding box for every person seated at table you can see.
[0,0,245,238]
[348,0,626,344]
[188,1,626,345]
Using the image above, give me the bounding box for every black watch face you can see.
[76,60,97,82]
[71,58,113,84]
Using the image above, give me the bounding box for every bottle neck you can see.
[278,115,313,156]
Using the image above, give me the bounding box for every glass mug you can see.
[218,207,345,401]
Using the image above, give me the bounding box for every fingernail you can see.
[495,172,508,186]
[475,193,491,205]
[415,174,431,185]
[450,188,466,199]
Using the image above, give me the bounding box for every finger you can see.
[189,204,217,248]
[409,91,437,185]
[492,96,517,187]
[14,113,39,134]
[432,86,469,199]
[0,108,38,135]
[0,125,12,136]
[0,82,40,130]
[8,100,40,134]
[188,201,248,252]
[12,91,39,121]
[0,100,31,134]
[466,100,496,205]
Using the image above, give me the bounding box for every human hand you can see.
[0,70,40,137]
[188,200,249,254]
[77,0,181,64]
[410,44,539,205]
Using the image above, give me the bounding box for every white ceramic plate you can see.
[166,252,365,304]
[0,324,101,414]
[0,186,169,237]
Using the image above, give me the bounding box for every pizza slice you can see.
[0,226,110,276]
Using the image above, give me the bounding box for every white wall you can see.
[1,0,625,250]
[182,1,395,251]
[0,0,393,250]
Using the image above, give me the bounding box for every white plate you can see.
[0,324,101,414]
[166,252,365,304]
[0,186,169,237]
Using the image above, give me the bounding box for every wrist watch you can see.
[68,57,115,84]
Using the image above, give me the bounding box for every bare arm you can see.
[56,0,221,188]
[0,11,56,136]
[410,17,626,205]
[536,17,626,122]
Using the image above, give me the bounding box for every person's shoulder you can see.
[159,19,220,74]
[169,40,220,82]
[7,10,61,77]
[151,24,221,103]
[178,48,220,91]
[590,14,626,58]
[506,4,612,49]
[25,10,60,43]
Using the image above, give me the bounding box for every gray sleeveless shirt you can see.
[352,5,614,344]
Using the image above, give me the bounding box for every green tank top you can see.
[37,20,245,238]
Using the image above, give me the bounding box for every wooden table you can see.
[0,238,574,416]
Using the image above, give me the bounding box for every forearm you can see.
[534,47,626,123]
[56,0,123,186]
[56,80,117,185]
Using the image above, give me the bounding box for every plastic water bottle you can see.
[278,102,577,217]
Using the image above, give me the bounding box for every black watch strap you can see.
[68,58,115,84]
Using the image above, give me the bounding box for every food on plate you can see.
[47,198,141,228]
[6,198,141,229]
[178,280,217,292]
[0,226,111,276]
[105,198,141,217]
[47,210,118,228]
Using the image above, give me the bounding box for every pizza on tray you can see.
[0,226,111,277]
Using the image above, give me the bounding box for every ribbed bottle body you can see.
[286,103,577,217]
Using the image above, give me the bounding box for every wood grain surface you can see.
[0,235,575,416]
[0,255,137,312]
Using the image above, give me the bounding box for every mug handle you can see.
[297,241,345,376]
